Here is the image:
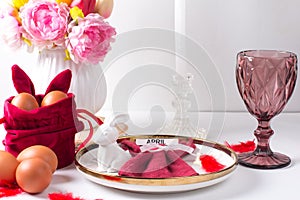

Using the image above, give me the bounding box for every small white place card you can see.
[136,138,179,146]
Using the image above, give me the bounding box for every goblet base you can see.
[238,152,291,169]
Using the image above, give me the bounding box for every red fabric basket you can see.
[1,65,85,169]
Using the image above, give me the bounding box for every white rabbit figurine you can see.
[92,114,131,173]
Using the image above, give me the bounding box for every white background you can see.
[1,0,300,114]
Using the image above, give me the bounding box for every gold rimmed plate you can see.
[75,135,238,193]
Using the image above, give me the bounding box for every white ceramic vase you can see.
[27,48,107,114]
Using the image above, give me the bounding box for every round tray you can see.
[75,135,238,193]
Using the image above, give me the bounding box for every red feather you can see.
[225,140,256,153]
[48,192,103,200]
[200,154,225,173]
[48,193,84,200]
[0,187,23,198]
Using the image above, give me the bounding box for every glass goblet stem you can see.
[254,120,274,156]
[239,118,291,169]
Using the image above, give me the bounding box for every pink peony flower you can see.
[0,7,23,50]
[70,0,96,16]
[20,0,69,49]
[66,13,116,64]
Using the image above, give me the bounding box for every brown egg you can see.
[11,93,39,111]
[17,145,58,173]
[16,158,52,194]
[41,90,68,107]
[0,150,19,185]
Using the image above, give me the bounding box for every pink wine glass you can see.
[236,50,297,169]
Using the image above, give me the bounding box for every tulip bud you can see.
[95,0,113,18]
[56,0,72,6]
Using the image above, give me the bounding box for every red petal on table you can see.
[48,192,103,200]
[0,187,23,198]
[200,154,225,173]
[48,193,84,200]
[225,140,256,153]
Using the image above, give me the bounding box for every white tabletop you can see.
[1,112,299,199]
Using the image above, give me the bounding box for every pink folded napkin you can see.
[118,148,198,178]
[118,139,141,156]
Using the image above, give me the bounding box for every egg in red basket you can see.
[17,145,58,173]
[16,158,52,194]
[0,150,20,185]
[41,90,68,107]
[11,92,39,111]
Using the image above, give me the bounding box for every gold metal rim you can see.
[75,135,238,186]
